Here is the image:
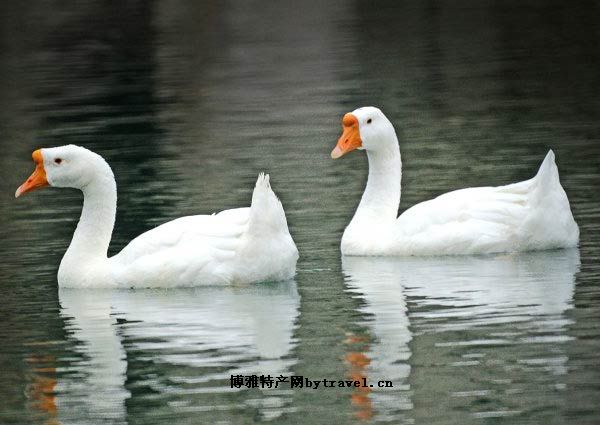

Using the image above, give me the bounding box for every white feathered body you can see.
[341,150,579,256]
[105,175,298,287]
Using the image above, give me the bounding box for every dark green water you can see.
[1,1,599,424]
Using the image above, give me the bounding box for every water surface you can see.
[1,1,599,424]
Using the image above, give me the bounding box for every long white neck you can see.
[350,138,402,227]
[71,177,116,256]
[59,173,116,283]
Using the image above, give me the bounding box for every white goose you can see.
[331,107,579,256]
[15,145,298,287]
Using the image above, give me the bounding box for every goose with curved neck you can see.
[332,106,579,256]
[59,160,117,286]
[16,145,298,287]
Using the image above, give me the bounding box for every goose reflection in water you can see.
[55,282,300,423]
[341,249,579,422]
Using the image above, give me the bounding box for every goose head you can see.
[331,106,397,159]
[15,145,113,198]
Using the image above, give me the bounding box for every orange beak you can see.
[331,113,363,159]
[15,149,49,198]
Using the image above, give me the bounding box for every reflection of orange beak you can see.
[15,149,49,198]
[331,113,363,159]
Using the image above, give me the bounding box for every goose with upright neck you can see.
[331,107,579,256]
[16,145,298,287]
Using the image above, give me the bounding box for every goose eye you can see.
[367,119,372,124]
[54,158,62,164]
